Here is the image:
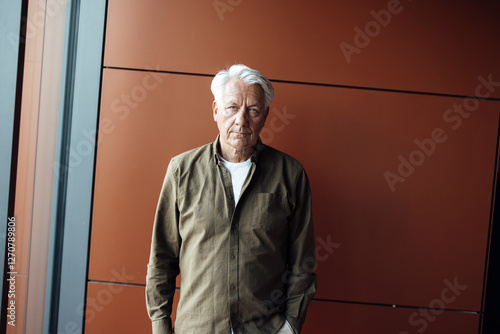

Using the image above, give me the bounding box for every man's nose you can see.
[234,109,249,125]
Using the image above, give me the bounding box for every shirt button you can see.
[230,285,236,290]
[231,255,236,260]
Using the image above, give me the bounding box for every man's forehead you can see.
[222,80,265,101]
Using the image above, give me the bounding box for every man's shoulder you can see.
[174,142,213,159]
[259,144,305,172]
[169,142,214,168]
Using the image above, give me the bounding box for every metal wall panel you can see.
[104,0,500,98]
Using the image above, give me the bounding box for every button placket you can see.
[220,162,239,318]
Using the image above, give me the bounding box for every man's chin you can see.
[228,140,254,150]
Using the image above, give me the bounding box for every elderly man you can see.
[146,64,316,334]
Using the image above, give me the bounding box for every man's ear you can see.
[212,100,218,121]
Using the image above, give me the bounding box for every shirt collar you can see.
[212,134,265,165]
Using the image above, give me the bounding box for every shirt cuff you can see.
[151,318,173,334]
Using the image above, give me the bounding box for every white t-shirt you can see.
[220,157,252,205]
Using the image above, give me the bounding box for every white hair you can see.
[211,64,274,108]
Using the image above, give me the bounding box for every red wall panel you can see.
[104,0,500,98]
[84,283,163,333]
[302,300,480,333]
[88,69,215,284]
[269,84,499,311]
[84,286,481,334]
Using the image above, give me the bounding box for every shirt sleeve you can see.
[284,168,317,334]
[146,158,181,334]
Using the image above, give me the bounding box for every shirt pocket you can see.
[250,192,289,233]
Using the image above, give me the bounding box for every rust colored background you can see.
[85,1,500,333]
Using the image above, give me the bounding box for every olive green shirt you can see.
[146,137,317,334]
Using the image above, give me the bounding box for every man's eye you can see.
[249,108,259,114]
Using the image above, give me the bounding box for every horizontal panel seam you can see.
[312,298,482,314]
[102,65,500,102]
[85,279,483,314]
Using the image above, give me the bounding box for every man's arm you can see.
[146,159,181,334]
[284,168,317,334]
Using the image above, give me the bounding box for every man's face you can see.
[213,79,268,154]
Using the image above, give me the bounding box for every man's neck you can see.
[219,143,253,163]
